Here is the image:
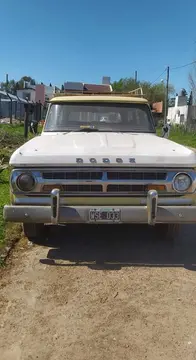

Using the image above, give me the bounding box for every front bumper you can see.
[3,189,196,225]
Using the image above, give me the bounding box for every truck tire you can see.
[156,224,180,241]
[23,223,46,244]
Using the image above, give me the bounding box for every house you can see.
[44,85,58,101]
[167,94,188,125]
[17,83,59,105]
[17,88,35,102]
[167,92,196,128]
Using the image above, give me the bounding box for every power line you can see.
[171,60,196,71]
[151,68,167,84]
[151,60,196,84]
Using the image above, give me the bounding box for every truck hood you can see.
[10,132,196,167]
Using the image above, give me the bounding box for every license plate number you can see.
[89,209,121,222]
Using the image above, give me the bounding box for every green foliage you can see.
[0,124,41,150]
[0,167,21,262]
[112,77,175,104]
[156,125,196,148]
[0,124,29,251]
[169,126,196,148]
[1,79,16,93]
[188,91,193,105]
[112,78,140,92]
[0,124,41,249]
[0,76,36,94]
[0,125,25,149]
[21,76,34,83]
[0,169,10,248]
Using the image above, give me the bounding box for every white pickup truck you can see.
[3,92,196,241]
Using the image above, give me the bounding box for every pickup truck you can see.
[3,92,196,241]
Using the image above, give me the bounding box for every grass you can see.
[0,169,10,248]
[169,128,196,148]
[156,126,196,148]
[0,123,42,262]
[0,167,21,256]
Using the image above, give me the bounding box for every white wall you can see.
[44,86,55,101]
[167,94,189,125]
[17,89,35,102]
[167,105,189,125]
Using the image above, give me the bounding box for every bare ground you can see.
[1,224,196,360]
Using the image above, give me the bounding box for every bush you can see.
[0,129,24,149]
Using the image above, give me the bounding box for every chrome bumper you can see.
[3,189,196,225]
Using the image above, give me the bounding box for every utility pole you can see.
[6,74,9,92]
[135,70,138,83]
[24,102,29,139]
[164,66,170,125]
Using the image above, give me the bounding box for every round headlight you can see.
[173,173,192,192]
[17,173,35,192]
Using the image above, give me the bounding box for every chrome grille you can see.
[107,185,146,192]
[11,167,196,206]
[42,171,102,180]
[40,168,168,194]
[107,171,167,180]
[42,184,102,193]
[42,170,167,181]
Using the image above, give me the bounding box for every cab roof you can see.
[50,94,148,104]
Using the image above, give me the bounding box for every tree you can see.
[15,82,20,91]
[0,75,36,93]
[188,91,193,105]
[61,84,65,91]
[30,79,36,85]
[189,62,196,104]
[112,77,175,104]
[112,78,139,92]
[0,79,16,93]
[168,97,176,107]
[21,76,33,83]
[18,76,36,89]
[180,88,187,97]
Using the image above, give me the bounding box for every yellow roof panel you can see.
[50,95,148,104]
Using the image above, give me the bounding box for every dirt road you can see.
[1,224,196,360]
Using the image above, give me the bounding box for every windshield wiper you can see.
[74,127,100,132]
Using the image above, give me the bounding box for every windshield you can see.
[44,102,155,133]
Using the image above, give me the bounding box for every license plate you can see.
[89,208,121,222]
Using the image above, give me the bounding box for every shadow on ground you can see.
[39,224,196,271]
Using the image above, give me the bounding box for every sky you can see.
[1,0,196,93]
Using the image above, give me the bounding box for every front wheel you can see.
[23,223,47,244]
[156,224,180,241]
